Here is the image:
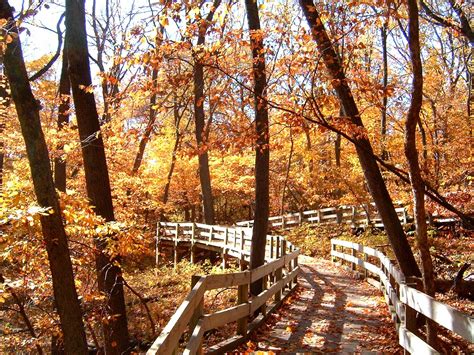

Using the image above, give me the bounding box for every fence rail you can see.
[148,222,300,354]
[237,204,410,229]
[331,239,474,354]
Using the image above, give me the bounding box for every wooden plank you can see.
[398,325,439,355]
[250,267,300,313]
[399,284,474,342]
[250,257,285,283]
[206,271,251,289]
[202,304,249,331]
[147,277,207,355]
[183,319,205,355]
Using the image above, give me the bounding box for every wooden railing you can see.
[236,204,409,229]
[148,222,300,354]
[331,239,474,354]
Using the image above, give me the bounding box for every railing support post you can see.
[222,228,228,269]
[189,275,204,354]
[275,237,283,302]
[237,282,248,336]
[174,224,179,269]
[331,240,336,263]
[363,252,368,279]
[191,223,196,264]
[351,248,357,271]
[155,222,160,268]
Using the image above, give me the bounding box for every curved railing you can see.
[148,222,300,355]
[331,239,474,354]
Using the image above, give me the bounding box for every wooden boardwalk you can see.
[240,256,401,353]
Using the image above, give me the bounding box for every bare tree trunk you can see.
[281,128,294,214]
[0,72,8,191]
[405,0,437,346]
[162,99,188,204]
[300,0,421,277]
[0,3,88,353]
[54,46,70,192]
[192,0,221,224]
[381,22,389,160]
[245,0,270,296]
[132,66,158,174]
[65,0,130,353]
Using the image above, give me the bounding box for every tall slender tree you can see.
[405,0,437,345]
[299,0,421,277]
[65,0,130,353]
[0,2,88,353]
[54,46,70,192]
[245,0,271,296]
[192,0,222,224]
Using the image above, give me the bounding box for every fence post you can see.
[237,281,249,336]
[155,222,160,268]
[363,252,368,279]
[288,244,294,289]
[239,229,245,270]
[191,223,196,264]
[275,237,283,302]
[331,240,336,263]
[403,277,420,342]
[174,224,179,269]
[351,206,356,227]
[336,209,342,224]
[208,226,213,243]
[281,215,286,230]
[317,209,322,224]
[402,208,408,225]
[222,228,228,269]
[190,275,204,354]
[351,248,357,271]
[282,239,287,290]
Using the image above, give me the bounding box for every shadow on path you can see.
[241,257,401,353]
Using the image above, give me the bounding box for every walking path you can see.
[241,256,401,353]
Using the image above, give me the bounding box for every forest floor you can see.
[239,255,401,353]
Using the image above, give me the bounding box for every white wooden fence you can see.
[237,204,409,229]
[148,222,300,354]
[331,239,474,354]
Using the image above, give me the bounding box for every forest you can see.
[0,0,472,353]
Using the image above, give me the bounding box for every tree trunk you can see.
[192,0,221,224]
[65,0,130,353]
[132,66,158,174]
[0,2,88,353]
[162,99,187,204]
[380,22,389,161]
[0,72,8,191]
[54,46,70,192]
[281,128,294,214]
[405,0,437,345]
[245,0,270,296]
[300,0,421,277]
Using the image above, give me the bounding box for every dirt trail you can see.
[242,256,401,353]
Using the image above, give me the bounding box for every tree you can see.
[245,0,271,295]
[65,0,130,352]
[192,0,222,224]
[54,45,70,192]
[0,1,88,353]
[405,0,437,345]
[299,0,421,277]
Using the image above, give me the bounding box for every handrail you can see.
[237,203,410,229]
[331,239,474,354]
[148,222,300,354]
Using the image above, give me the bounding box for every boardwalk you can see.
[241,256,401,353]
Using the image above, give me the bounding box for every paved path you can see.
[242,256,401,353]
